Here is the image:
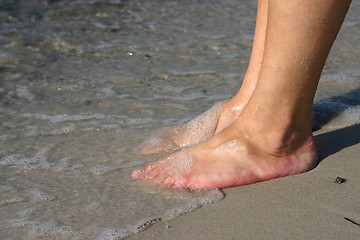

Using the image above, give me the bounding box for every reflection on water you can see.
[0,0,359,239]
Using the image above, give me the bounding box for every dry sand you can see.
[129,125,360,240]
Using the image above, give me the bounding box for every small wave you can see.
[314,88,360,129]
[321,70,360,85]
[16,86,35,101]
[0,145,82,172]
[21,113,160,125]
[2,188,223,240]
[169,70,217,76]
[89,166,117,176]
[26,189,56,202]
[0,134,16,140]
[0,197,24,206]
[22,113,114,123]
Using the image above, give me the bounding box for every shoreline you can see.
[129,125,360,240]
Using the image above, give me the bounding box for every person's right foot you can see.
[132,113,319,190]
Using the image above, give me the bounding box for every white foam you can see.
[101,87,115,96]
[164,189,224,219]
[90,189,223,240]
[314,99,360,129]
[0,197,24,206]
[100,124,119,129]
[161,103,188,110]
[169,70,217,75]
[27,189,56,202]
[5,218,80,239]
[21,112,160,125]
[325,105,360,128]
[84,201,101,210]
[0,134,16,140]
[0,184,16,192]
[17,208,35,217]
[16,86,35,101]
[147,92,206,101]
[95,228,129,240]
[0,145,52,169]
[0,146,83,172]
[170,151,195,174]
[94,22,121,30]
[89,166,115,176]
[22,113,112,123]
[160,85,193,94]
[21,126,77,138]
[321,70,360,84]
[27,221,77,238]
[70,0,126,6]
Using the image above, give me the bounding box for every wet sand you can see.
[1,1,359,238]
[129,125,360,240]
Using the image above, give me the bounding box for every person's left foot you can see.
[139,97,248,155]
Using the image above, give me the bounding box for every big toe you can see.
[131,169,144,179]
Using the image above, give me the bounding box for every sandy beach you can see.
[1,1,359,239]
[129,125,360,240]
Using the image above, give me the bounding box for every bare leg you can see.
[132,0,351,189]
[140,1,268,154]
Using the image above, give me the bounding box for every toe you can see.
[131,169,144,179]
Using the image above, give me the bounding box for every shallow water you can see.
[0,0,359,239]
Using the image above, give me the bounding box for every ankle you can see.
[224,93,252,114]
[237,116,314,156]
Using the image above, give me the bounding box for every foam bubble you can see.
[16,86,35,101]
[89,166,115,176]
[0,146,83,172]
[20,126,77,138]
[325,105,360,128]
[6,218,81,239]
[21,112,159,126]
[321,70,360,85]
[0,184,16,192]
[0,197,24,206]
[6,218,34,228]
[170,150,195,174]
[164,188,224,219]
[84,201,101,210]
[314,92,360,129]
[0,134,16,140]
[0,145,52,170]
[85,189,223,240]
[150,92,206,101]
[131,217,163,234]
[17,208,35,217]
[94,22,121,30]
[27,189,56,202]
[95,228,129,240]
[22,113,111,123]
[140,102,223,153]
[27,221,77,238]
[101,87,115,96]
[160,85,192,94]
[169,70,217,75]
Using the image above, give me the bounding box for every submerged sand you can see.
[129,125,360,240]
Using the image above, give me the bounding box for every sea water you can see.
[0,0,359,239]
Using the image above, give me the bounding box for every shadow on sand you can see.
[312,87,360,162]
[315,124,360,163]
[313,88,360,127]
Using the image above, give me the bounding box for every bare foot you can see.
[132,120,318,190]
[139,98,246,155]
